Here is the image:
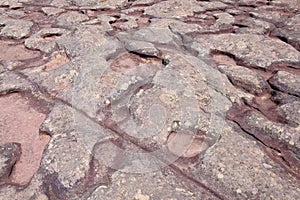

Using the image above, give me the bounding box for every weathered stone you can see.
[226,8,245,15]
[82,15,115,32]
[0,143,21,180]
[237,0,270,6]
[1,60,24,70]
[144,0,204,19]
[198,1,228,10]
[150,18,200,35]
[269,71,300,97]
[191,34,300,69]
[25,28,70,54]
[88,169,219,200]
[249,6,291,25]
[180,54,253,103]
[73,0,127,9]
[271,0,300,11]
[103,53,236,161]
[0,64,4,74]
[125,40,160,57]
[271,91,300,105]
[21,56,77,101]
[132,0,156,6]
[188,121,300,199]
[213,12,235,29]
[0,0,22,8]
[277,101,300,126]
[272,14,300,51]
[131,27,180,44]
[235,110,300,156]
[56,11,89,27]
[41,7,64,16]
[0,40,40,61]
[235,17,275,34]
[39,103,112,199]
[0,16,33,39]
[57,26,121,58]
[167,131,213,158]
[0,0,9,7]
[0,72,34,94]
[218,65,269,94]
[0,93,49,185]
[6,10,26,18]
[116,15,139,31]
[50,0,70,7]
[1,0,300,199]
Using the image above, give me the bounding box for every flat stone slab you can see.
[192,33,300,69]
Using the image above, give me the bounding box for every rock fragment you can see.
[218,65,269,94]
[192,34,300,69]
[125,40,160,57]
[269,71,300,97]
[0,16,33,39]
[0,143,21,180]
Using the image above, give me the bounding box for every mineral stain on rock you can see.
[0,93,50,185]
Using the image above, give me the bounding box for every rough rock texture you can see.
[144,0,204,19]
[25,28,70,54]
[0,143,21,180]
[124,40,160,57]
[269,71,300,97]
[0,16,33,39]
[190,34,300,69]
[218,65,269,94]
[0,0,300,199]
[271,14,300,51]
[56,11,89,27]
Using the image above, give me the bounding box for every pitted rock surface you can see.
[0,0,300,199]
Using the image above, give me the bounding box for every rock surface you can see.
[0,143,21,180]
[0,0,300,199]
